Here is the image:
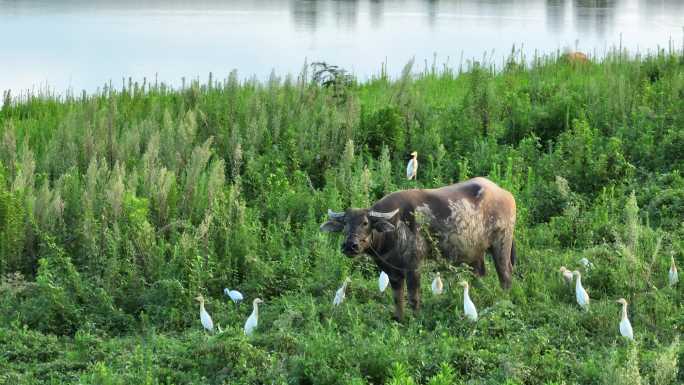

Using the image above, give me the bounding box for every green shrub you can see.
[361,106,406,156]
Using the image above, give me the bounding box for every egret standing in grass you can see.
[616,298,634,340]
[406,151,418,180]
[559,266,573,285]
[333,277,351,306]
[195,295,214,333]
[224,288,244,304]
[244,298,263,336]
[573,271,590,310]
[579,257,594,270]
[669,256,678,287]
[459,281,478,321]
[378,271,389,292]
[431,272,444,295]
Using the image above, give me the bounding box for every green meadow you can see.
[0,51,682,384]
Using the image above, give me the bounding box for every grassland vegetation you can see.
[0,50,683,384]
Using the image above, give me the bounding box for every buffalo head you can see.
[320,208,399,256]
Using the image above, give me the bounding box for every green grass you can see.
[1,49,683,384]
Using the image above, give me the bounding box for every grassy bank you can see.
[1,51,683,384]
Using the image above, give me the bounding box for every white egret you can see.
[431,272,444,295]
[224,288,244,304]
[669,256,678,287]
[333,277,352,306]
[559,266,573,285]
[573,271,590,310]
[579,257,594,270]
[195,295,214,333]
[406,151,418,180]
[459,281,478,322]
[616,298,634,340]
[244,298,263,336]
[378,271,389,292]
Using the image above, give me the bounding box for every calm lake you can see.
[1,0,683,95]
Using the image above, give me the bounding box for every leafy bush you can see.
[361,106,406,156]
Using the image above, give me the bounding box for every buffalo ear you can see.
[373,220,395,233]
[320,220,344,233]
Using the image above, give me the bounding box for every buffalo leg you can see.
[491,237,513,289]
[390,276,405,321]
[407,270,421,312]
[471,257,486,276]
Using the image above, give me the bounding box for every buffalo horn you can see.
[327,209,345,219]
[369,208,399,219]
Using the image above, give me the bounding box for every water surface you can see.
[1,0,682,94]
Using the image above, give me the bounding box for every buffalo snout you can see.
[342,238,362,256]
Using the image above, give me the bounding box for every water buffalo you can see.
[320,177,516,320]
